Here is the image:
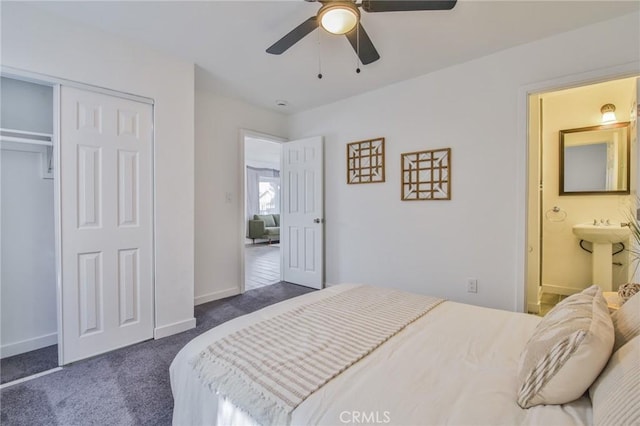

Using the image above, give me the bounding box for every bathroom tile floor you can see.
[538,293,567,316]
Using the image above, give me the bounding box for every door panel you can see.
[78,252,103,335]
[282,136,324,289]
[61,86,153,363]
[77,145,101,228]
[118,248,139,325]
[118,150,139,227]
[304,228,315,271]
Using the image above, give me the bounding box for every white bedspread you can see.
[171,284,592,425]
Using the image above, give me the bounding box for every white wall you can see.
[245,137,281,171]
[1,78,56,357]
[287,12,640,311]
[1,149,57,357]
[1,3,196,338]
[1,77,53,134]
[195,90,287,305]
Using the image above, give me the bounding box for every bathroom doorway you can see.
[242,131,284,291]
[526,76,639,315]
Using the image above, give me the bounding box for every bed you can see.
[170,283,639,426]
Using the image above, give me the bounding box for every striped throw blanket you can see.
[192,285,443,425]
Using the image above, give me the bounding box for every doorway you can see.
[240,132,326,292]
[0,76,59,383]
[243,132,284,291]
[526,76,639,315]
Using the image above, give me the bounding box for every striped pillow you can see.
[589,335,640,425]
[611,291,640,352]
[516,286,614,408]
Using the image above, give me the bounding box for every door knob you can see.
[313,218,324,224]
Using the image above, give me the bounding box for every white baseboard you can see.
[542,284,582,297]
[154,317,196,339]
[194,287,240,306]
[1,332,58,359]
[0,367,63,390]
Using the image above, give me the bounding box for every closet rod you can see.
[0,127,53,139]
[0,127,53,147]
[0,135,53,146]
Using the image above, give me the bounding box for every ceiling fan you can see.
[266,0,458,65]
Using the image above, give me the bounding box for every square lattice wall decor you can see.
[347,137,385,184]
[401,148,451,200]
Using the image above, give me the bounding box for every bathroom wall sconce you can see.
[601,103,617,124]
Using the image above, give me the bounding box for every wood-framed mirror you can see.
[559,122,630,195]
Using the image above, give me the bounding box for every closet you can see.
[1,74,155,375]
[0,77,58,376]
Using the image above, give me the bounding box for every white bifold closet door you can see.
[60,86,153,364]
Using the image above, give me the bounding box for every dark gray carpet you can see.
[0,282,314,426]
[1,345,59,384]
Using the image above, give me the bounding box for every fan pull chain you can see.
[317,27,323,79]
[355,22,361,74]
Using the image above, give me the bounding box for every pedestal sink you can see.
[572,223,631,291]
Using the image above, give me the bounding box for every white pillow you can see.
[516,285,614,408]
[611,291,640,352]
[589,335,640,426]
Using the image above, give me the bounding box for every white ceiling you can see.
[31,1,639,114]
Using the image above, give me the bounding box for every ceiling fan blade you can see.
[362,0,457,13]
[345,24,380,65]
[266,16,318,55]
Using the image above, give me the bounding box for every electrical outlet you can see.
[467,278,478,293]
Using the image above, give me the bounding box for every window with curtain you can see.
[246,166,280,223]
[259,176,280,214]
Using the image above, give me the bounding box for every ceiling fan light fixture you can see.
[318,3,360,35]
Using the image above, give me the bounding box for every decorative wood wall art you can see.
[401,148,451,201]
[347,137,385,184]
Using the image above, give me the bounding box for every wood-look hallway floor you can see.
[245,243,280,290]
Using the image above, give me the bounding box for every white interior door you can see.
[60,86,153,363]
[282,136,324,289]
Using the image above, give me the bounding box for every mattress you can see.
[170,284,592,425]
